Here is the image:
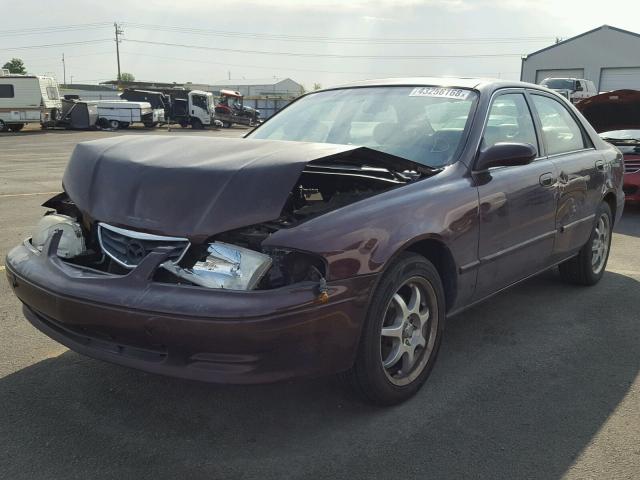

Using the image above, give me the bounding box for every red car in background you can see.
[577,90,640,202]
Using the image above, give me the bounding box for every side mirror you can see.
[475,142,537,171]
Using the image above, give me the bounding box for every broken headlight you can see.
[161,242,272,290]
[31,214,86,258]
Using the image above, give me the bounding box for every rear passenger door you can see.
[529,92,603,263]
[473,90,559,300]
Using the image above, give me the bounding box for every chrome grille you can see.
[624,160,640,174]
[97,223,190,269]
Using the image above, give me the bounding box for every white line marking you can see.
[0,191,59,199]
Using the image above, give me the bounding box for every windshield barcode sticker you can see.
[409,87,470,99]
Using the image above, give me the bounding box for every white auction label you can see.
[409,87,470,99]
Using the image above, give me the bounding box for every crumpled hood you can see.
[577,89,640,133]
[62,135,422,241]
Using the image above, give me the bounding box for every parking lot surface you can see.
[1,127,639,480]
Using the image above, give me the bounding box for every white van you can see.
[95,100,165,129]
[539,78,597,104]
[0,70,62,132]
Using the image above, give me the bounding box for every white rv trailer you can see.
[0,70,62,132]
[95,100,165,129]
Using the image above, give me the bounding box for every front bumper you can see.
[5,234,376,384]
[623,171,640,202]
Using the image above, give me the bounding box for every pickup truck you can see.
[540,78,597,104]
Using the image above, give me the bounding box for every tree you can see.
[2,58,26,74]
[120,72,135,82]
[313,82,322,91]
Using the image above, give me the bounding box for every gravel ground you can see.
[1,126,639,480]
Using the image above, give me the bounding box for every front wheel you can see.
[559,202,613,285]
[342,252,445,405]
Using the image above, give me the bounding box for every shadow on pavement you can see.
[616,203,640,237]
[1,270,638,480]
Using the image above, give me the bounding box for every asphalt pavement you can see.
[1,126,639,480]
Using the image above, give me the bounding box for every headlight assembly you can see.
[161,242,272,290]
[31,214,86,258]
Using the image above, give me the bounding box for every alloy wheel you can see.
[380,277,438,386]
[591,213,610,275]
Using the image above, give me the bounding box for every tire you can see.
[223,121,232,128]
[559,202,613,286]
[341,252,446,406]
[108,119,120,130]
[191,118,204,130]
[0,120,6,132]
[8,123,25,132]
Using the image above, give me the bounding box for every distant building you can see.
[207,78,304,97]
[59,83,120,101]
[521,25,640,91]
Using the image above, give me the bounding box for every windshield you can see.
[541,79,576,91]
[249,86,478,167]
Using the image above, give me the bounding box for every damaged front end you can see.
[35,136,438,293]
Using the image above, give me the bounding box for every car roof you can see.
[319,77,544,94]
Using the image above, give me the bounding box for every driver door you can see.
[473,90,559,300]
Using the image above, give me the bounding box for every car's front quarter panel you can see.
[264,162,480,312]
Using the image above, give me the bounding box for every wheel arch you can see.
[602,191,617,224]
[390,236,459,312]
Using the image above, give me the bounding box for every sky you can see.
[2,0,639,90]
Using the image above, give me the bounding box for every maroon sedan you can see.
[5,78,624,405]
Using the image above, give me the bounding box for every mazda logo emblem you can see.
[125,239,146,264]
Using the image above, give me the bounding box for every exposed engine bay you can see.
[35,135,438,291]
[37,158,431,291]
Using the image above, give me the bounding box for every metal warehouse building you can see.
[521,25,640,91]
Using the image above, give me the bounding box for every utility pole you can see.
[62,53,66,85]
[114,22,124,87]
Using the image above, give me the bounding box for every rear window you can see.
[0,84,14,98]
[46,86,59,100]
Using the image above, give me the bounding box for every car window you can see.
[531,95,586,155]
[482,93,538,151]
[249,86,478,168]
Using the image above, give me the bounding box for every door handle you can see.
[595,160,605,171]
[539,172,556,187]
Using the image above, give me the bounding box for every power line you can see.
[0,22,112,37]
[121,22,557,45]
[122,38,525,59]
[0,39,112,51]
[121,50,521,78]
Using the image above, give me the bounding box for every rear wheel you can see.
[342,253,445,405]
[559,202,613,285]
[191,118,204,129]
[223,121,232,128]
[8,123,25,132]
[108,119,120,130]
